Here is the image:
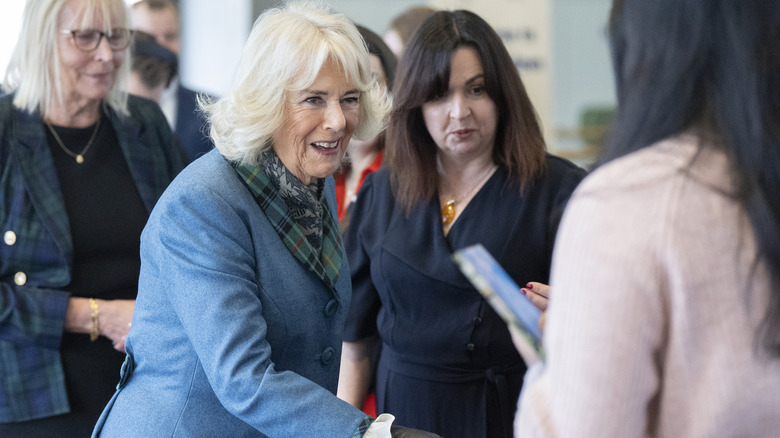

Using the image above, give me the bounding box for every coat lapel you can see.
[12,108,73,265]
[111,107,157,213]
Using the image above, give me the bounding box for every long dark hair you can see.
[606,0,780,354]
[386,10,546,211]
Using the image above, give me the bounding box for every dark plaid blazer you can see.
[0,93,185,422]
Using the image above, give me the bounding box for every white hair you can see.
[202,1,391,166]
[2,0,132,116]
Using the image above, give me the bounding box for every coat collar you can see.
[233,158,344,294]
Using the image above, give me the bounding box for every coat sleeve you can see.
[0,97,71,422]
[342,172,383,342]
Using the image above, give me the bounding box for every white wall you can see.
[179,0,251,96]
[552,0,614,153]
[0,1,27,80]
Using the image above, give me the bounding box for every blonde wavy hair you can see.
[202,1,390,166]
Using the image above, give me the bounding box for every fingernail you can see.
[520,288,527,295]
[526,283,533,289]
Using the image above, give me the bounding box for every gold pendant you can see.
[76,154,84,164]
[441,200,456,225]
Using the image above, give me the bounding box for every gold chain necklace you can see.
[45,117,101,164]
[440,164,497,226]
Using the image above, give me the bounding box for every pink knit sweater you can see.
[516,135,780,437]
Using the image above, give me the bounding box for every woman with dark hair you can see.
[339,10,586,438]
[516,0,780,436]
[334,24,397,230]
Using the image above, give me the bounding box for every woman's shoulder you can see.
[157,151,239,203]
[0,93,12,115]
[522,153,587,199]
[124,94,168,125]
[346,166,396,231]
[565,135,736,241]
[577,135,728,196]
[354,166,393,202]
[544,153,589,180]
[361,166,391,188]
[0,94,12,139]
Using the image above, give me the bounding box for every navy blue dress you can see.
[343,156,586,438]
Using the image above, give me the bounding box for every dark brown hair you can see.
[386,9,546,211]
[607,0,780,354]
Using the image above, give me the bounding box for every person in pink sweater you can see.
[515,0,780,436]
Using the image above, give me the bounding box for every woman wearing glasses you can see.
[0,0,184,435]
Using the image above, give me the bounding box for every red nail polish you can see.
[526,283,533,289]
[520,289,526,295]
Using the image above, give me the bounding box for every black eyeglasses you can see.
[61,28,134,52]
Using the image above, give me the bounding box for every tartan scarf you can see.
[233,149,343,292]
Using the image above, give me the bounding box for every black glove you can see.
[390,425,443,438]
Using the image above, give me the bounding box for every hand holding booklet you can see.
[452,244,545,364]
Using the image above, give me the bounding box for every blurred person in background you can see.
[131,0,213,161]
[0,0,185,435]
[126,30,178,104]
[382,5,436,60]
[334,24,397,232]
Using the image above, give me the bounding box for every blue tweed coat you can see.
[92,150,370,437]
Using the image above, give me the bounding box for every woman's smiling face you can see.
[272,58,360,184]
[56,0,126,106]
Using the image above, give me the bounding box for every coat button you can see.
[4,231,16,246]
[117,354,135,389]
[14,271,27,286]
[324,299,338,317]
[320,347,335,365]
[466,342,475,352]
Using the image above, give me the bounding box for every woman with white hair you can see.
[0,0,184,435]
[92,3,439,437]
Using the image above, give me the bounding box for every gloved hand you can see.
[362,414,442,438]
[390,425,443,438]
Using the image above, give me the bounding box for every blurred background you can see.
[0,0,614,166]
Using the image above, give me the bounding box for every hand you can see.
[390,425,443,438]
[98,299,135,352]
[522,282,549,333]
[521,282,549,311]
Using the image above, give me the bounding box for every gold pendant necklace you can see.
[45,117,101,164]
[441,199,456,225]
[440,164,496,226]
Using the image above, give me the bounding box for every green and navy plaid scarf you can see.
[233,149,343,292]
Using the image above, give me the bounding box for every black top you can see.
[47,115,148,301]
[343,156,586,438]
[14,115,148,436]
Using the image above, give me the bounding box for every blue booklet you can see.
[452,244,544,362]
